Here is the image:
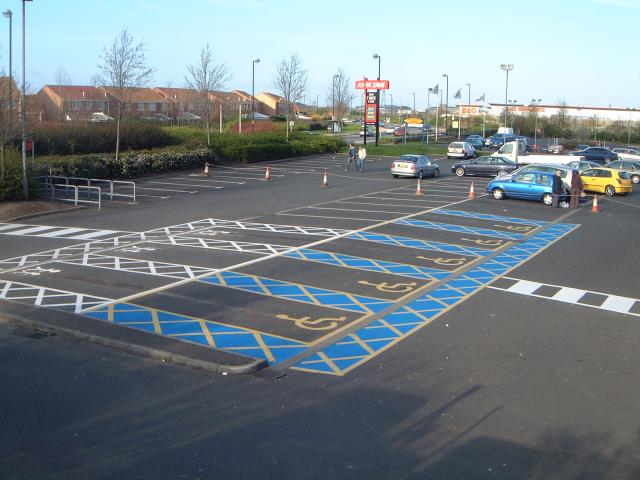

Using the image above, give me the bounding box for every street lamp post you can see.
[500,64,513,129]
[251,58,259,134]
[412,92,415,114]
[531,98,541,150]
[427,88,433,144]
[442,73,448,133]
[20,0,32,200]
[3,9,12,134]
[465,83,470,132]
[372,53,380,145]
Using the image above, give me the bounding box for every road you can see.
[1,153,639,479]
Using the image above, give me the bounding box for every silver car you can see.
[391,154,440,179]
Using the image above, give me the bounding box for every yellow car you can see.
[580,167,632,196]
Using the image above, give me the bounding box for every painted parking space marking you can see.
[0,278,307,363]
[488,277,640,317]
[346,231,493,256]
[395,219,528,240]
[0,223,124,240]
[433,209,550,226]
[293,222,579,375]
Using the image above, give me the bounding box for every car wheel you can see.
[632,174,639,184]
[604,185,616,196]
[496,169,507,177]
[542,193,553,205]
[392,174,399,178]
[455,167,466,177]
[433,168,440,178]
[492,188,504,200]
[418,170,424,180]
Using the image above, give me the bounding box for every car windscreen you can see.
[399,156,418,163]
[450,143,463,148]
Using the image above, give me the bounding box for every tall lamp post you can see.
[3,9,12,133]
[251,58,259,134]
[442,73,448,133]
[500,64,513,129]
[20,0,32,200]
[372,53,381,145]
[332,73,338,133]
[427,88,433,143]
[465,83,470,131]
[412,92,415,114]
[531,98,541,150]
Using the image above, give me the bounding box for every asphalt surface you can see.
[1,152,639,479]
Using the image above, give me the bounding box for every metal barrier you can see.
[46,183,102,210]
[37,175,135,207]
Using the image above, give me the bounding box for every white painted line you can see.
[136,186,198,193]
[309,206,413,215]
[600,295,636,313]
[146,179,245,186]
[136,194,170,199]
[506,280,542,295]
[552,287,586,303]
[276,213,386,222]
[39,228,86,238]
[0,224,23,232]
[72,230,119,240]
[4,225,57,235]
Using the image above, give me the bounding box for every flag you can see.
[432,84,439,94]
[454,89,462,99]
[476,93,485,102]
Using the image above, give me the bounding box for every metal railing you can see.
[41,182,102,210]
[37,175,136,207]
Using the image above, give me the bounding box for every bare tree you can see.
[327,68,354,123]
[273,54,308,141]
[97,28,154,161]
[185,44,230,147]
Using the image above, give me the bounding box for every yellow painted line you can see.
[199,320,217,347]
[150,309,162,334]
[108,304,115,322]
[317,352,342,375]
[254,333,275,363]
[377,319,404,337]
[297,285,323,306]
[252,276,273,296]
[348,335,376,355]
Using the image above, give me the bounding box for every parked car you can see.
[503,164,574,190]
[391,154,440,179]
[580,167,632,196]
[575,144,590,151]
[359,127,375,137]
[487,133,515,148]
[611,148,640,161]
[563,160,601,172]
[606,160,640,184]
[452,156,518,177]
[447,141,475,158]
[486,171,568,205]
[464,135,484,150]
[568,147,618,164]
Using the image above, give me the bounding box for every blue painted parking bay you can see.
[292,222,578,375]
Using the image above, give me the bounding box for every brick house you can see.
[37,85,110,121]
[100,87,171,118]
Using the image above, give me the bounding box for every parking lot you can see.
[2,153,639,377]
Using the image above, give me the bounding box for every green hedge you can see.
[26,122,176,156]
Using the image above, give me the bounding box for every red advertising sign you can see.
[355,79,390,90]
[365,90,378,124]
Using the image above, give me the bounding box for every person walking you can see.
[357,145,367,172]
[569,169,583,209]
[552,169,565,208]
[346,144,356,171]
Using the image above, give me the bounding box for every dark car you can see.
[487,133,515,148]
[464,135,484,150]
[575,144,590,151]
[568,147,618,164]
[452,155,518,177]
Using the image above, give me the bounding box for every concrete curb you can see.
[0,302,267,375]
[2,204,84,223]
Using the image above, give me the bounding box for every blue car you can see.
[486,171,568,206]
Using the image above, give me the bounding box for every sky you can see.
[1,0,639,110]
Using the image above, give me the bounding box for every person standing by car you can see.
[552,169,565,208]
[357,145,367,172]
[569,169,583,209]
[346,144,356,171]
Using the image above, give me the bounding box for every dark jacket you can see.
[552,174,564,194]
[570,171,583,190]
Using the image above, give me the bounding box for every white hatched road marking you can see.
[489,278,639,317]
[0,279,109,313]
[0,223,126,240]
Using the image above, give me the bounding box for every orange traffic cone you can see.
[415,178,424,196]
[322,169,329,187]
[468,181,475,198]
[591,194,600,213]
[203,162,210,176]
[265,166,271,181]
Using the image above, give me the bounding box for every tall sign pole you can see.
[356,78,390,148]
